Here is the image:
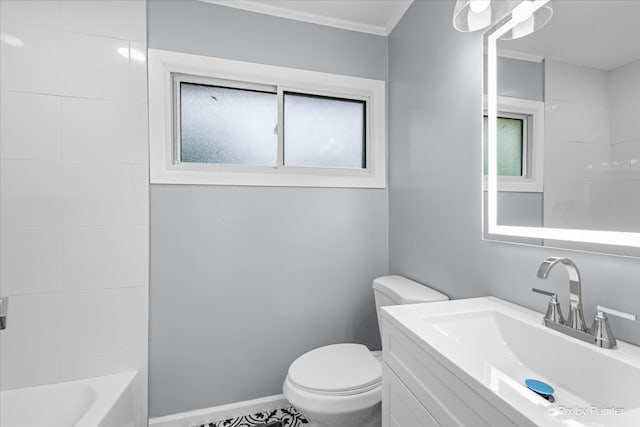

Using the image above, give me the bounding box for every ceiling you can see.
[201,0,414,36]
[499,0,640,70]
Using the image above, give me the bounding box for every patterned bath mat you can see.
[195,406,308,427]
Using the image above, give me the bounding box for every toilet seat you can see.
[287,343,381,396]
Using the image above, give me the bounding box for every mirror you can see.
[483,0,640,257]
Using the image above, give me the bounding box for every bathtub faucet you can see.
[0,297,8,330]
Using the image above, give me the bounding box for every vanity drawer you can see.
[382,319,530,427]
[382,363,439,427]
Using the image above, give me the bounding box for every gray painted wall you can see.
[485,192,543,247]
[485,55,545,101]
[147,0,387,80]
[148,0,388,417]
[489,56,545,239]
[388,0,640,356]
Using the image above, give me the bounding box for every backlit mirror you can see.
[483,0,640,257]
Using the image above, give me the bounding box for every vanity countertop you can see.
[382,297,640,426]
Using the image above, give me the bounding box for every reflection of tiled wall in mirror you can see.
[544,59,640,235]
[609,60,640,213]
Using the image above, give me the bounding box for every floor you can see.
[194,406,308,427]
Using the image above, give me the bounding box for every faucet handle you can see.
[532,288,555,297]
[596,305,636,321]
[531,288,565,324]
[591,306,636,349]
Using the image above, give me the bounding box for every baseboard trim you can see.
[149,394,289,427]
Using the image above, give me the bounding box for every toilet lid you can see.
[288,344,381,395]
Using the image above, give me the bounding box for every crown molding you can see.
[497,49,544,63]
[200,0,412,36]
[384,1,412,35]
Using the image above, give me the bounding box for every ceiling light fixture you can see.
[469,0,491,14]
[500,0,553,40]
[453,0,509,32]
[453,0,552,38]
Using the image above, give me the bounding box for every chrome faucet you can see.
[536,257,586,331]
[532,257,636,349]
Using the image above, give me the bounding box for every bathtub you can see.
[0,371,137,427]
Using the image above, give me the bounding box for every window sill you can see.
[152,165,386,188]
[482,176,543,192]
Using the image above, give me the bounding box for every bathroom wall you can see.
[609,60,640,231]
[606,59,640,231]
[544,60,611,231]
[485,55,544,243]
[388,0,640,347]
[490,55,544,101]
[148,0,389,417]
[610,60,640,178]
[0,0,149,423]
[542,59,640,256]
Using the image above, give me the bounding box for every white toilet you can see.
[283,275,449,427]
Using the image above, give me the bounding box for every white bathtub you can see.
[0,371,137,427]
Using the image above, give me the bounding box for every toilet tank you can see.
[373,275,448,337]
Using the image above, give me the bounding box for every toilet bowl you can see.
[283,276,448,427]
[283,343,381,427]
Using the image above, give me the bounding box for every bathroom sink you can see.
[382,297,640,426]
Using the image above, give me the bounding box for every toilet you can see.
[283,275,449,427]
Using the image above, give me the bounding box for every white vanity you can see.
[380,297,640,427]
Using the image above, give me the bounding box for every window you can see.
[149,49,386,188]
[178,81,278,166]
[482,113,529,177]
[483,96,544,192]
[283,92,366,169]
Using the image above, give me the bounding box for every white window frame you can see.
[482,96,544,193]
[148,49,386,188]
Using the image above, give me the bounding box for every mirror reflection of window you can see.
[483,115,525,177]
[484,0,640,256]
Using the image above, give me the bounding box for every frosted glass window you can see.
[283,92,366,169]
[180,82,277,165]
[483,115,524,176]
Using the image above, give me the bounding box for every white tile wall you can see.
[544,59,640,235]
[130,41,149,104]
[131,165,151,224]
[0,360,62,390]
[60,0,147,42]
[0,0,148,424]
[610,60,640,172]
[62,98,148,164]
[608,59,640,232]
[62,226,148,290]
[544,60,611,230]
[545,60,610,107]
[545,100,610,144]
[544,139,610,184]
[1,160,134,226]
[3,30,122,98]
[59,287,147,355]
[0,92,62,160]
[59,347,147,382]
[0,293,63,367]
[0,227,63,295]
